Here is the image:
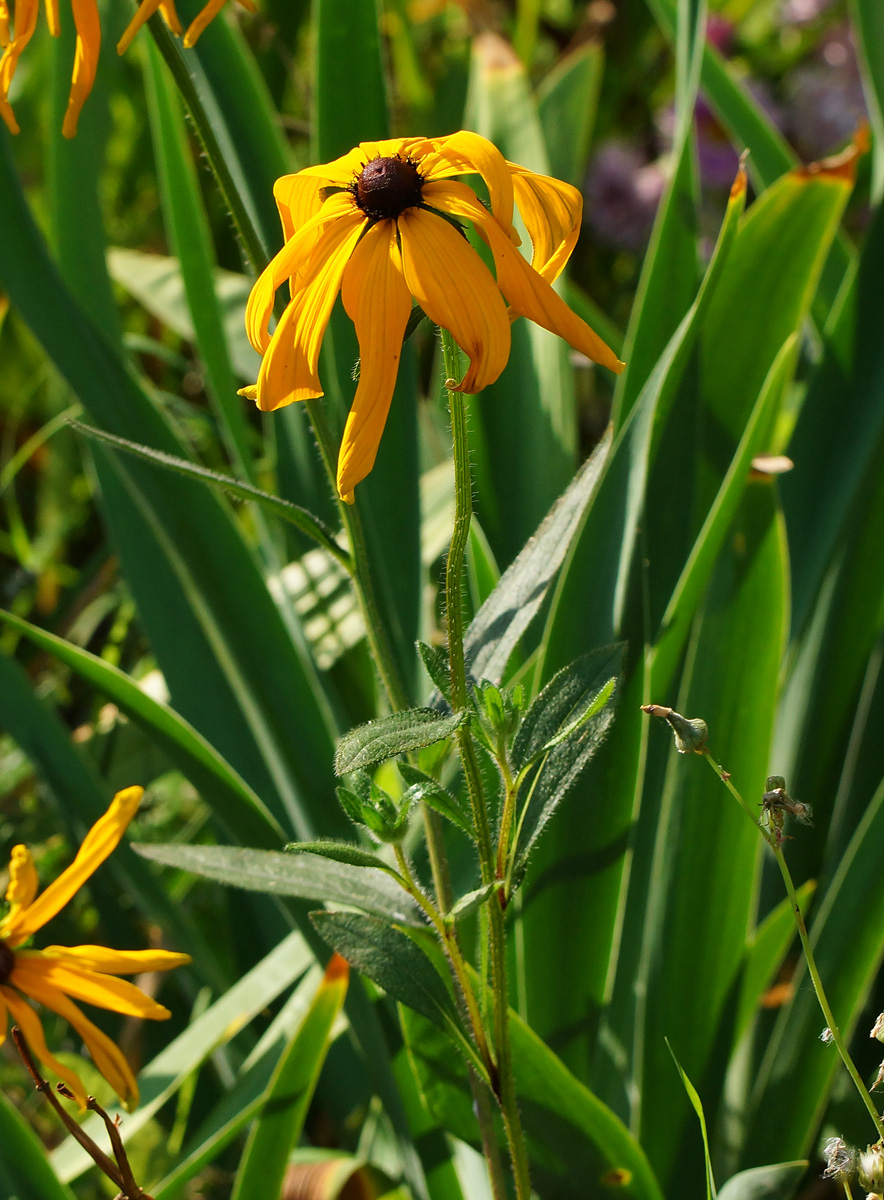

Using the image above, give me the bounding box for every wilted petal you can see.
[3,787,143,946]
[421,131,517,243]
[21,975,139,1107]
[62,0,101,139]
[398,205,510,392]
[253,208,366,410]
[44,945,192,974]
[14,952,174,1019]
[337,221,412,500]
[509,164,582,283]
[429,180,624,375]
[245,191,358,354]
[1,986,88,1107]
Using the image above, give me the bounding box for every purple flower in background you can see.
[705,14,735,55]
[584,140,667,251]
[779,0,836,25]
[784,24,867,158]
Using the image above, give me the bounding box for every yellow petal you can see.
[0,986,88,1107]
[421,130,517,243]
[428,180,624,375]
[3,845,38,921]
[337,221,412,499]
[43,945,192,974]
[398,205,510,393]
[245,191,357,354]
[43,0,59,38]
[0,1,10,48]
[62,0,101,139]
[296,137,435,189]
[253,208,366,411]
[509,163,582,284]
[0,991,6,1044]
[17,975,138,1107]
[117,0,161,53]
[183,0,226,48]
[0,0,39,102]
[274,173,328,242]
[159,0,183,34]
[13,952,173,1019]
[3,787,143,946]
[0,95,18,133]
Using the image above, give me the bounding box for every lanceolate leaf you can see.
[286,840,405,880]
[310,912,463,1039]
[335,709,468,775]
[135,843,420,924]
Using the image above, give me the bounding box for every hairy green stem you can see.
[702,751,884,1144]
[441,330,532,1200]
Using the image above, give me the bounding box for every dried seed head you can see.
[822,1136,856,1181]
[820,1027,835,1045]
[871,1013,884,1042]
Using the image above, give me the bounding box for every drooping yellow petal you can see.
[337,220,412,501]
[1,986,88,1107]
[253,208,366,411]
[245,191,358,354]
[509,164,582,284]
[13,952,174,1019]
[274,173,328,242]
[43,0,60,38]
[0,95,18,133]
[3,845,39,926]
[19,974,139,1107]
[428,180,624,375]
[62,0,101,139]
[0,0,9,48]
[182,0,226,48]
[398,205,510,393]
[43,945,192,974]
[158,0,183,34]
[421,130,518,244]
[117,0,161,53]
[3,787,143,946]
[0,0,39,102]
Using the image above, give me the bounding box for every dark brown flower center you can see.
[0,939,14,986]
[353,155,424,220]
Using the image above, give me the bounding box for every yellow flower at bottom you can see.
[0,0,255,137]
[0,786,190,1109]
[243,131,625,502]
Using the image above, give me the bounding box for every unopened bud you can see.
[640,705,708,753]
[858,1145,884,1192]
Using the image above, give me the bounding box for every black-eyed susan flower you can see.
[242,131,625,502]
[0,0,255,137]
[0,786,190,1109]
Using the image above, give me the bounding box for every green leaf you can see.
[310,912,462,1039]
[0,608,285,850]
[734,882,815,1045]
[447,884,496,922]
[134,843,420,923]
[717,1163,807,1200]
[398,763,473,837]
[286,840,404,880]
[335,710,468,775]
[51,930,312,1182]
[536,42,603,187]
[667,1043,715,1200]
[70,422,349,565]
[402,1003,664,1200]
[314,0,388,162]
[0,1091,77,1200]
[417,640,452,702]
[463,429,612,686]
[513,647,623,770]
[231,958,349,1200]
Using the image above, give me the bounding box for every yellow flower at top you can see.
[243,131,625,503]
[0,786,190,1109]
[0,0,256,138]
